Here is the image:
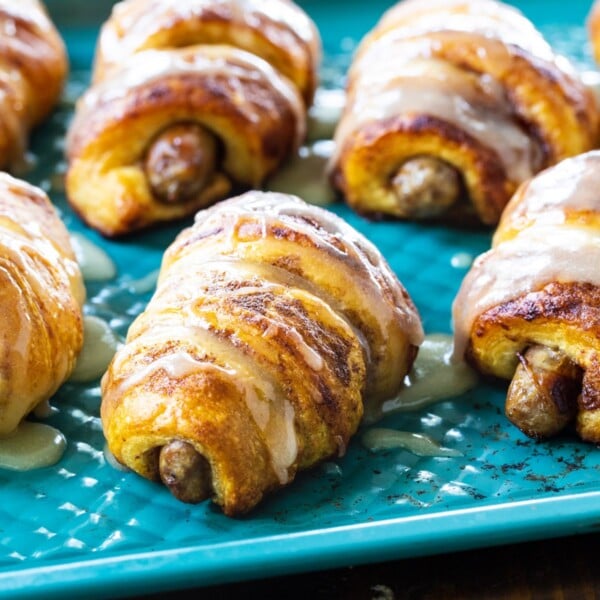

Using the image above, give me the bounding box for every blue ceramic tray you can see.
[2,1,599,598]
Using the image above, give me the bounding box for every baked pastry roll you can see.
[330,0,598,225]
[0,0,68,170]
[452,151,600,442]
[65,0,320,237]
[101,191,423,515]
[0,174,85,436]
[93,0,321,105]
[589,1,600,67]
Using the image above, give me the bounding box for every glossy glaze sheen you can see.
[2,1,600,598]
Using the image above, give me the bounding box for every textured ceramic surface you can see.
[1,1,600,598]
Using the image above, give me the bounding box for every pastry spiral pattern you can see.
[66,0,319,237]
[452,151,600,442]
[330,0,598,225]
[0,0,67,171]
[0,174,84,436]
[100,191,423,515]
[93,0,320,105]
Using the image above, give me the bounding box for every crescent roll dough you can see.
[0,0,67,170]
[93,0,321,105]
[588,1,600,67]
[0,173,84,436]
[101,191,423,515]
[330,0,598,225]
[66,0,320,237]
[453,151,600,442]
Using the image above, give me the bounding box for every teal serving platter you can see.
[2,1,600,598]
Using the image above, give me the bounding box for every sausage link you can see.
[576,360,600,442]
[159,440,213,503]
[505,345,582,439]
[390,157,461,218]
[579,359,600,410]
[144,123,218,204]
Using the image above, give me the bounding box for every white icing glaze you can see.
[450,252,473,269]
[362,428,462,457]
[336,56,538,183]
[364,334,478,424]
[70,233,117,282]
[261,316,324,372]
[332,0,584,193]
[307,89,345,141]
[108,322,297,484]
[0,174,84,434]
[0,225,74,368]
[8,265,33,364]
[118,350,236,390]
[69,316,122,383]
[74,45,305,150]
[166,255,371,358]
[582,69,600,106]
[102,0,318,64]
[154,260,329,375]
[0,0,55,32]
[262,396,297,484]
[498,152,600,232]
[85,47,287,110]
[0,176,84,307]
[125,269,160,295]
[455,151,600,361]
[0,0,63,168]
[191,192,424,348]
[105,191,422,486]
[265,140,336,206]
[0,421,66,471]
[453,224,600,359]
[371,0,554,65]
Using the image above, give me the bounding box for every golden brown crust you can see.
[588,1,600,67]
[102,363,280,514]
[169,194,423,407]
[93,0,321,104]
[466,282,600,380]
[66,45,305,237]
[494,161,600,245]
[467,281,600,442]
[331,113,510,225]
[66,0,318,237]
[454,151,600,442]
[0,0,67,170]
[0,173,84,435]
[331,0,598,225]
[101,191,422,515]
